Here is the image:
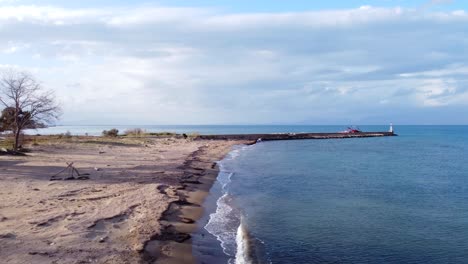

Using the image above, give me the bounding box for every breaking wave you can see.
[204,145,265,263]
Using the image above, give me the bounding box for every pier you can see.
[198,132,396,142]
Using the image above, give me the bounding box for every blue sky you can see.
[5,0,463,11]
[157,0,462,11]
[0,0,467,125]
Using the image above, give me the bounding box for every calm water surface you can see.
[194,126,468,264]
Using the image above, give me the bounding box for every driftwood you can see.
[51,162,90,181]
[0,148,27,156]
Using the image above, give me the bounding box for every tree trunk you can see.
[14,129,20,151]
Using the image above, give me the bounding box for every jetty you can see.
[198,131,396,142]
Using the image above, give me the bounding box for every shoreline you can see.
[146,141,250,263]
[0,133,392,263]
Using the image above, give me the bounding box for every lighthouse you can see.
[389,123,394,133]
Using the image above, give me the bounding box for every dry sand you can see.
[0,136,249,264]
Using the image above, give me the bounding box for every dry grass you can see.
[123,128,145,136]
[19,135,150,148]
[0,137,14,149]
[146,132,178,137]
[123,128,178,138]
[1,130,190,151]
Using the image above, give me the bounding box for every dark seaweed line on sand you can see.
[142,144,231,263]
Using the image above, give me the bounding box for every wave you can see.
[205,144,267,264]
[235,217,257,264]
[204,192,239,257]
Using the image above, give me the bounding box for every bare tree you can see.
[0,68,61,150]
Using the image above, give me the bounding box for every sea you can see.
[26,125,468,264]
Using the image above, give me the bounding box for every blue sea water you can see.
[194,126,468,264]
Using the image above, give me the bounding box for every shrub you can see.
[185,132,200,141]
[57,131,72,139]
[102,128,119,137]
[188,132,200,138]
[147,132,177,137]
[124,128,145,136]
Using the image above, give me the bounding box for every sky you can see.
[0,0,467,125]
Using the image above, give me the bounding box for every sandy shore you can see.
[0,136,249,263]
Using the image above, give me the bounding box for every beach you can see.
[0,135,248,263]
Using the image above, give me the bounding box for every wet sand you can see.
[0,136,248,263]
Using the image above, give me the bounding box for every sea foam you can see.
[235,218,253,264]
[204,145,251,262]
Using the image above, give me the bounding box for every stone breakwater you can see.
[197,132,396,142]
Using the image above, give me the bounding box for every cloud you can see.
[0,4,467,124]
[430,0,453,5]
[0,0,18,4]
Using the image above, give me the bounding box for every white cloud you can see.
[1,41,29,54]
[400,65,468,78]
[0,4,467,124]
[430,0,453,5]
[0,0,18,4]
[0,5,105,23]
[416,79,459,106]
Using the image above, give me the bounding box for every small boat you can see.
[340,126,362,134]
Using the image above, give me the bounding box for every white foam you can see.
[235,219,251,264]
[216,171,234,190]
[204,144,253,261]
[205,193,239,257]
